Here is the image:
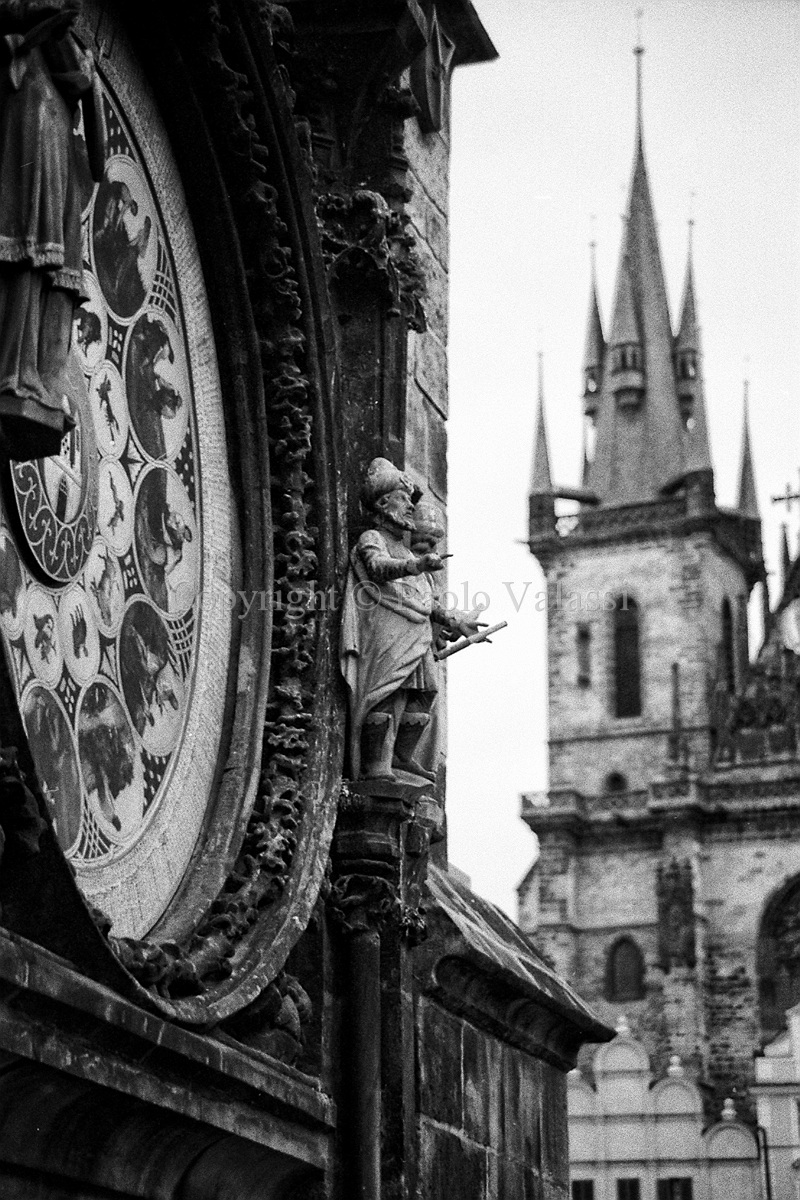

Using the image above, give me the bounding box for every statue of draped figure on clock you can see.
[0,0,105,461]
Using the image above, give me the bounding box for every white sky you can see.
[445,0,800,917]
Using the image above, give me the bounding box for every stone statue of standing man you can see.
[0,0,105,461]
[340,458,481,784]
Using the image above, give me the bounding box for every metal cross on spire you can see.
[771,475,800,513]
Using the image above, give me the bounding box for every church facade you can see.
[521,47,800,1199]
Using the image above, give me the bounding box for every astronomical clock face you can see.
[0,43,236,938]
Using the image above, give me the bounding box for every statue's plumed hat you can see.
[361,457,422,509]
[412,502,444,541]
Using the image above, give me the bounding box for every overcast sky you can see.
[445,0,800,916]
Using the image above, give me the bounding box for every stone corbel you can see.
[286,0,428,186]
[329,778,433,943]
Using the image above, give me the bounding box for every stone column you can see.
[329,778,438,1200]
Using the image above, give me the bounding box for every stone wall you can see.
[416,996,570,1200]
[402,91,450,507]
[521,806,800,1111]
[544,532,748,793]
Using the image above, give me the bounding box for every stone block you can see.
[462,1024,502,1148]
[499,1158,546,1200]
[412,331,448,417]
[413,239,449,342]
[427,406,447,501]
[539,1067,569,1187]
[405,382,429,486]
[404,124,449,215]
[408,185,449,269]
[417,999,463,1128]
[501,1046,541,1168]
[418,1121,486,1200]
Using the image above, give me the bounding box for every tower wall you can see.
[545,530,748,792]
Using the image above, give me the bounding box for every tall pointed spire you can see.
[582,240,605,410]
[676,221,712,473]
[737,381,759,518]
[780,523,792,594]
[587,41,689,506]
[530,352,553,494]
[676,222,698,351]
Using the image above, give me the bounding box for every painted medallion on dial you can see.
[1,82,201,869]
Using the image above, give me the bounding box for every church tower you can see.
[526,47,762,802]
[519,45,776,1116]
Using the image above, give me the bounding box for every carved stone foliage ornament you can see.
[0,0,343,1021]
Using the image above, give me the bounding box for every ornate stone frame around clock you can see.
[0,0,346,1027]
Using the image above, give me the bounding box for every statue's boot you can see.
[360,711,395,780]
[393,712,436,782]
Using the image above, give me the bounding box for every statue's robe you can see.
[0,15,99,457]
[340,529,439,779]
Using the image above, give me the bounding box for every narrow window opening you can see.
[657,1180,693,1200]
[606,937,646,1002]
[613,595,641,717]
[577,623,592,687]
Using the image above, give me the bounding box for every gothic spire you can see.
[676,228,712,473]
[530,352,553,495]
[587,43,689,506]
[780,523,792,594]
[675,225,698,352]
[737,381,759,518]
[582,242,605,409]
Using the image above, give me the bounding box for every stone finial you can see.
[667,1054,684,1077]
[722,1097,737,1120]
[615,1014,630,1036]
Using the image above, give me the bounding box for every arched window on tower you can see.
[613,596,642,718]
[606,936,646,1002]
[721,598,736,692]
[757,878,800,1042]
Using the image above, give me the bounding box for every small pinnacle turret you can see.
[780,523,792,594]
[607,253,644,407]
[528,352,556,546]
[737,382,759,519]
[583,244,606,416]
[675,232,712,473]
[530,352,553,495]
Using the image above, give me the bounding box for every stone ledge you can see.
[415,866,613,1071]
[0,929,334,1165]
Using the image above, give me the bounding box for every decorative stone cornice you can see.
[523,765,800,843]
[416,867,613,1071]
[529,489,764,589]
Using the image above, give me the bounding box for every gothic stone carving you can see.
[656,858,697,971]
[107,0,327,998]
[0,0,106,461]
[340,458,478,784]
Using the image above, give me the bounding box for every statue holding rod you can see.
[340,458,484,783]
[0,0,105,461]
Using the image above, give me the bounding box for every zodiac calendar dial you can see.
[0,46,235,939]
